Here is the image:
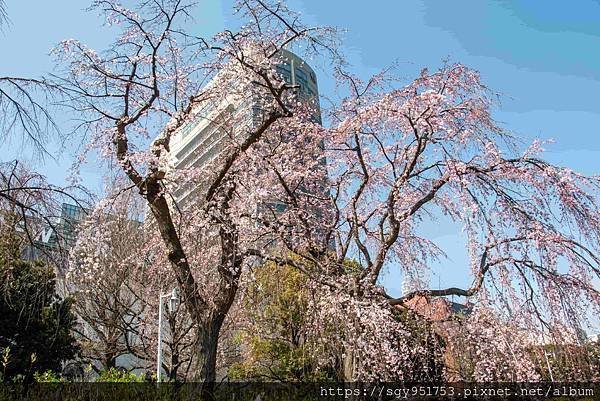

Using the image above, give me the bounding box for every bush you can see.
[33,370,64,382]
[96,368,146,382]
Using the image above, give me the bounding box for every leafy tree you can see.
[33,370,65,383]
[0,224,79,382]
[229,261,328,381]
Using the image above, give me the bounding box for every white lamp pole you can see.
[156,288,178,383]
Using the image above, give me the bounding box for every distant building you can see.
[403,294,472,322]
[401,294,472,381]
[22,202,87,272]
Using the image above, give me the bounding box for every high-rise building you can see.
[165,49,322,207]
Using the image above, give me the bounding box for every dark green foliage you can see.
[0,229,79,382]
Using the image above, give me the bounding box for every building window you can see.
[276,64,292,84]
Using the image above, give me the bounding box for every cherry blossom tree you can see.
[251,65,600,380]
[250,65,600,379]
[446,306,540,381]
[54,0,599,387]
[55,0,337,390]
[68,188,149,373]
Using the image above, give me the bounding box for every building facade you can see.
[165,49,322,207]
[22,202,87,272]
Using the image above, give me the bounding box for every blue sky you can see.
[2,1,599,296]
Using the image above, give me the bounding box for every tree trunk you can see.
[146,183,240,397]
[343,349,355,381]
[195,315,225,399]
[342,350,360,401]
[102,353,117,371]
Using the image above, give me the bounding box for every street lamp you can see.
[156,287,179,383]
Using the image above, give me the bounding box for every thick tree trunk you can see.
[145,182,240,397]
[195,313,229,399]
[342,350,360,401]
[196,325,219,391]
[195,206,241,396]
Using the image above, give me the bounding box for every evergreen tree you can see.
[0,224,79,382]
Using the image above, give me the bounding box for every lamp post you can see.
[156,287,179,383]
